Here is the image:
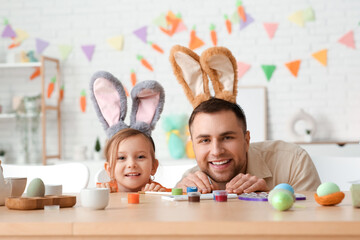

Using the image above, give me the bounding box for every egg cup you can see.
[314,191,345,206]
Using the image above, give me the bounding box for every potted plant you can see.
[304,129,312,142]
[0,150,6,163]
[93,137,102,160]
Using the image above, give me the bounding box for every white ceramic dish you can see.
[80,188,109,210]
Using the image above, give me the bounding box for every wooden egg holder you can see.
[5,195,77,210]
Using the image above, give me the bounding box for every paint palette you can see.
[161,193,238,201]
[238,192,306,201]
[5,195,77,210]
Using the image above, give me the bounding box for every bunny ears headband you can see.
[169,45,238,108]
[90,71,165,138]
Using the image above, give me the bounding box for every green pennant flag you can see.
[58,44,73,60]
[302,7,315,22]
[261,65,276,81]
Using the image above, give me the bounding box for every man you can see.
[176,98,321,194]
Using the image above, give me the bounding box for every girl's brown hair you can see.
[104,128,156,179]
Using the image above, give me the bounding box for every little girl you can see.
[90,71,169,192]
[102,128,168,192]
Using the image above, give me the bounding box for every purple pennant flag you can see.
[133,26,147,43]
[81,45,95,62]
[239,14,254,30]
[36,38,50,54]
[2,25,17,38]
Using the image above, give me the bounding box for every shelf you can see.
[0,62,41,68]
[295,141,359,147]
[0,113,42,119]
[0,113,15,119]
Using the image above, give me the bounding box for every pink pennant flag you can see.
[133,26,147,43]
[263,22,278,39]
[36,38,49,54]
[2,25,16,38]
[81,45,95,62]
[237,61,251,79]
[338,31,355,49]
[175,21,187,33]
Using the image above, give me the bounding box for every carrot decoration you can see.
[59,84,64,101]
[47,76,56,98]
[224,15,232,34]
[30,67,40,80]
[80,89,86,113]
[8,39,20,49]
[136,55,153,72]
[237,0,246,22]
[148,41,164,54]
[210,24,217,46]
[189,25,205,50]
[130,69,137,87]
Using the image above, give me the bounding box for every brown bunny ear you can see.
[169,45,211,108]
[200,47,238,103]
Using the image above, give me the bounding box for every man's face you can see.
[190,110,250,183]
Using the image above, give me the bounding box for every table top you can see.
[0,191,359,239]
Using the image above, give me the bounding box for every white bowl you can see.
[80,188,109,210]
[5,177,27,197]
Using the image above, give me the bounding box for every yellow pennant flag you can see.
[312,49,327,66]
[288,10,304,27]
[285,60,301,77]
[107,35,124,51]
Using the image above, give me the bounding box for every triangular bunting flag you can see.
[13,29,28,43]
[263,22,279,39]
[81,45,95,62]
[133,26,147,43]
[2,25,16,38]
[237,61,251,79]
[338,31,355,49]
[153,14,167,28]
[302,7,315,21]
[239,14,254,30]
[36,38,49,54]
[107,35,124,51]
[175,21,187,33]
[58,45,73,60]
[189,27,205,50]
[288,10,304,27]
[285,60,301,77]
[230,11,240,24]
[261,65,276,81]
[312,49,327,66]
[166,11,177,25]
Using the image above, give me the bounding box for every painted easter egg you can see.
[26,178,45,197]
[317,182,340,197]
[269,190,294,211]
[315,182,344,206]
[274,183,294,194]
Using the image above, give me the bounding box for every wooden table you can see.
[0,192,359,240]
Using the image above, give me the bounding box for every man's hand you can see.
[176,171,213,193]
[226,173,269,194]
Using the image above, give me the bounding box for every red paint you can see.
[215,195,227,202]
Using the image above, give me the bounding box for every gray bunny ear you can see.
[130,80,165,136]
[90,71,128,138]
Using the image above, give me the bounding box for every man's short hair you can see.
[188,98,247,132]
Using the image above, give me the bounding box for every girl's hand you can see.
[142,183,167,192]
[96,182,118,193]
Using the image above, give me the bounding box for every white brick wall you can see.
[0,0,359,163]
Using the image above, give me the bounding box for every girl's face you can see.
[108,134,158,192]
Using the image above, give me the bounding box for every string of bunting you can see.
[1,1,358,112]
